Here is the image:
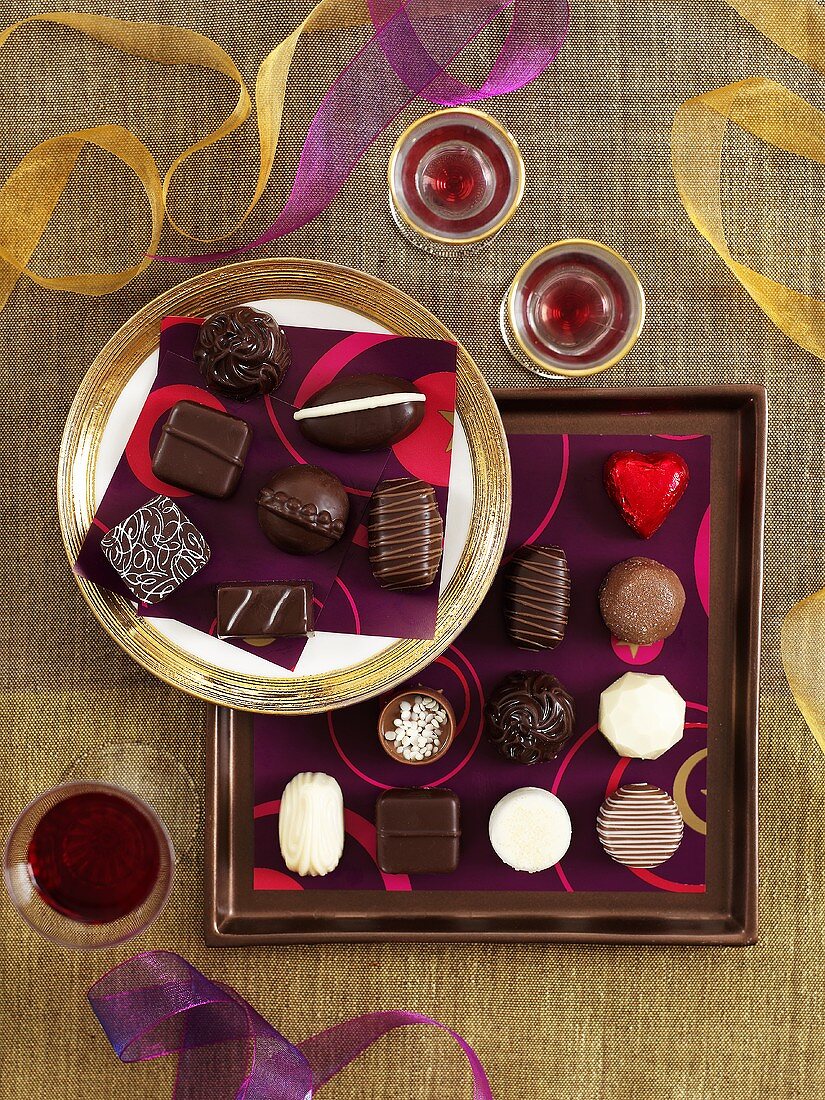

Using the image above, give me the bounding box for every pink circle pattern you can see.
[391,371,457,487]
[694,506,710,617]
[543,705,708,893]
[610,636,665,666]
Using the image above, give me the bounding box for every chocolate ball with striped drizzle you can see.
[504,545,571,650]
[368,477,443,590]
[596,782,684,868]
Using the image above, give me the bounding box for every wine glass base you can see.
[61,744,200,863]
[388,195,495,257]
[499,297,618,381]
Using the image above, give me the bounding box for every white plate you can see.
[59,259,510,713]
[90,298,472,679]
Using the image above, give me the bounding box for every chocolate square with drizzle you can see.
[217,582,314,640]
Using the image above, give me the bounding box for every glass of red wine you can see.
[500,240,646,377]
[4,781,173,949]
[388,108,525,255]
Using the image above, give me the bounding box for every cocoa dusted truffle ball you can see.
[599,557,685,646]
[484,671,575,765]
[194,305,291,400]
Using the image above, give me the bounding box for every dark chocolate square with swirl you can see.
[101,495,210,605]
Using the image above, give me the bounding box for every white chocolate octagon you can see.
[598,672,686,760]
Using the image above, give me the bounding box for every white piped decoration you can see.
[598,672,686,760]
[279,772,345,877]
[293,392,425,421]
[488,787,572,873]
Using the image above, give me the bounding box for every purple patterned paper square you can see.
[252,432,712,895]
[75,318,458,668]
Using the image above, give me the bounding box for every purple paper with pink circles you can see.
[252,431,711,893]
[74,319,457,669]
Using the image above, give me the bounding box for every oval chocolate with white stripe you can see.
[596,783,684,868]
[294,373,425,452]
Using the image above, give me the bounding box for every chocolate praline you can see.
[599,557,685,645]
[257,465,349,555]
[375,788,460,874]
[504,544,570,650]
[216,582,314,640]
[101,495,210,605]
[295,374,425,452]
[597,783,684,868]
[151,400,252,499]
[484,671,575,765]
[368,477,443,591]
[194,306,291,400]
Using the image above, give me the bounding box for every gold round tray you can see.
[58,258,511,714]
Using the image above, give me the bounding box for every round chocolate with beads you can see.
[194,306,291,400]
[596,782,684,868]
[257,465,349,555]
[599,556,685,645]
[484,671,575,765]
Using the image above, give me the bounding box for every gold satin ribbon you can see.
[0,5,369,308]
[783,591,825,753]
[671,2,825,748]
[672,1,825,360]
[672,76,825,361]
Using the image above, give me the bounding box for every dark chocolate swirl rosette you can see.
[484,670,575,765]
[194,305,291,400]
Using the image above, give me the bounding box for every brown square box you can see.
[205,385,765,945]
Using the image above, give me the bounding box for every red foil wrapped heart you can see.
[604,451,690,538]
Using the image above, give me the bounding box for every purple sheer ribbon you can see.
[88,951,494,1100]
[162,0,569,262]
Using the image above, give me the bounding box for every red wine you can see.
[392,114,521,241]
[519,251,631,366]
[26,790,161,924]
[420,143,490,216]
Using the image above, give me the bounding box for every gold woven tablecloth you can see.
[2,1,824,1096]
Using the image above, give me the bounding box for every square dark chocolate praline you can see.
[217,583,314,640]
[375,788,460,874]
[101,495,210,605]
[152,400,252,499]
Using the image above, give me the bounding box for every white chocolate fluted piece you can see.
[279,772,345,877]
